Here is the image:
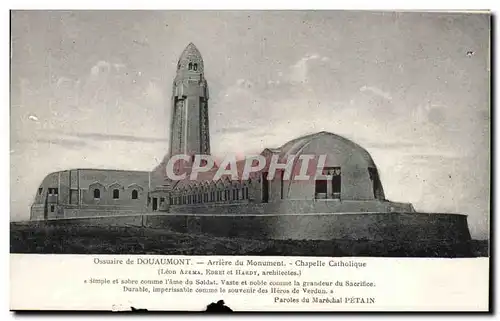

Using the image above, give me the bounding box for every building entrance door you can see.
[262,172,269,203]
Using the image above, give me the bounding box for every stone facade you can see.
[30,169,150,220]
[147,131,412,214]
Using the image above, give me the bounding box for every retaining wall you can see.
[146,212,471,243]
[167,199,415,215]
[26,211,471,244]
[30,204,148,221]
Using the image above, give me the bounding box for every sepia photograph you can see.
[10,10,490,259]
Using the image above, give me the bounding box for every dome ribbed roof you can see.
[277,131,373,163]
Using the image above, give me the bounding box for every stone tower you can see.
[169,43,211,163]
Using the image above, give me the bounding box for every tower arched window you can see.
[188,62,193,70]
[193,63,198,71]
[113,189,120,199]
[94,189,100,199]
[132,190,138,200]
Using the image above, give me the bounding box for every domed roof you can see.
[277,131,375,165]
[272,131,384,201]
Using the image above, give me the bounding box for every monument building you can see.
[147,43,414,215]
[28,43,471,247]
[30,43,419,219]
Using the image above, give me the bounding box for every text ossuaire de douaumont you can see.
[94,257,367,269]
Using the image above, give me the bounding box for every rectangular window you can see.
[315,179,328,199]
[328,167,341,199]
[368,168,382,199]
[262,172,269,203]
[332,174,341,199]
[319,167,341,199]
[280,170,284,199]
[50,205,55,212]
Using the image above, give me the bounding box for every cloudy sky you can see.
[10,10,490,239]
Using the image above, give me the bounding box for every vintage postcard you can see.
[9,9,490,312]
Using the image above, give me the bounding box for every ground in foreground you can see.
[10,223,488,257]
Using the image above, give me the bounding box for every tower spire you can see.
[177,43,204,73]
[169,43,211,173]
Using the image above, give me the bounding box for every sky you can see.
[10,10,490,239]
